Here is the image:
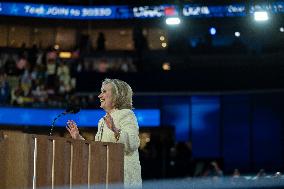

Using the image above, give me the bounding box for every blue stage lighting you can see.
[209,27,216,35]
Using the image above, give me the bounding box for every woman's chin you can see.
[100,105,108,111]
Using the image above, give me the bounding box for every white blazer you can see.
[95,109,142,188]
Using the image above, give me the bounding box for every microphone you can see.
[49,104,80,136]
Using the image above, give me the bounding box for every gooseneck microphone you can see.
[65,105,80,114]
[49,105,80,136]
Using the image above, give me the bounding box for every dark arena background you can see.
[1,0,284,188]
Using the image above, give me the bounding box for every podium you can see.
[0,131,124,189]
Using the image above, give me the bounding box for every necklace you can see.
[99,120,104,141]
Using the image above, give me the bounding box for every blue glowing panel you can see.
[272,1,284,13]
[191,96,221,158]
[161,97,190,142]
[222,95,250,172]
[0,2,131,19]
[132,5,178,18]
[249,4,271,14]
[134,109,160,127]
[183,4,246,17]
[252,95,282,170]
[0,107,160,127]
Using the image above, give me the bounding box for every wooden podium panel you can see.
[0,131,34,189]
[89,142,108,185]
[36,135,53,187]
[71,141,89,188]
[107,143,124,183]
[0,131,124,189]
[53,138,71,188]
[89,142,124,188]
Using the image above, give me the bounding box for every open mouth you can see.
[100,99,105,102]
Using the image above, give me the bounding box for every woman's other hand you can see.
[104,113,119,133]
[66,120,81,139]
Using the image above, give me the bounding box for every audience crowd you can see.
[0,45,136,107]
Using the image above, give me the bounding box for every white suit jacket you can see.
[95,109,142,188]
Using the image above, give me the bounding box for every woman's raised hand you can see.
[66,120,81,139]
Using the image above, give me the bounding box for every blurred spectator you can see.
[31,83,48,105]
[203,161,223,178]
[76,60,84,73]
[87,94,97,108]
[274,171,282,178]
[120,61,129,72]
[57,61,71,90]
[139,134,163,179]
[173,142,193,178]
[79,34,92,55]
[97,58,109,73]
[31,64,47,84]
[97,32,106,51]
[16,56,28,74]
[36,51,44,65]
[256,169,266,178]
[20,42,27,50]
[133,26,148,52]
[20,67,33,96]
[4,55,18,75]
[19,43,28,60]
[11,82,33,106]
[58,80,72,95]
[232,168,240,178]
[118,58,137,72]
[83,57,136,73]
[28,44,38,69]
[46,51,58,89]
[0,71,11,104]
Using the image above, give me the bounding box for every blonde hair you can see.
[102,78,133,109]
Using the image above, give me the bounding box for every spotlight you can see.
[234,32,240,37]
[54,44,60,50]
[160,36,165,41]
[59,52,72,59]
[162,62,171,71]
[165,17,181,25]
[254,11,269,21]
[209,27,216,35]
[280,27,284,32]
